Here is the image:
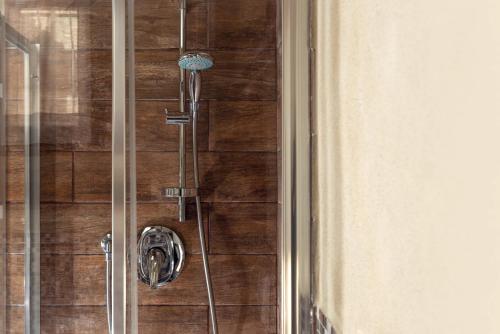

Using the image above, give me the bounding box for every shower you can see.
[2,0,283,332]
[101,2,219,333]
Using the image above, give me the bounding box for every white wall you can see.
[313,0,500,333]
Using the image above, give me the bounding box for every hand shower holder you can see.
[165,109,191,125]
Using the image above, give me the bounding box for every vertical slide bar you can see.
[178,0,187,222]
[0,13,6,334]
[112,0,127,332]
[127,0,138,332]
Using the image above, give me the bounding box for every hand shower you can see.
[177,52,218,334]
[179,52,213,112]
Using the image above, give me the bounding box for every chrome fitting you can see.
[165,108,191,125]
[163,187,198,198]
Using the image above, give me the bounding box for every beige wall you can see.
[313,0,500,333]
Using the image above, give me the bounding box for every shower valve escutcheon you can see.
[137,226,185,289]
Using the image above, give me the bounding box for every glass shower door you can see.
[0,0,136,332]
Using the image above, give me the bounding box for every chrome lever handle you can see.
[147,248,165,289]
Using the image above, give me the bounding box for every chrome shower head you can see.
[178,52,214,71]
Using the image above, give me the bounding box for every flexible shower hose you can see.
[192,103,219,334]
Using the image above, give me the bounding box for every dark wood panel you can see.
[135,0,208,50]
[76,0,112,49]
[74,0,207,50]
[217,306,277,334]
[39,49,112,100]
[6,1,81,49]
[209,101,277,152]
[6,152,25,203]
[76,50,112,100]
[39,49,75,100]
[139,306,208,334]
[6,100,25,151]
[7,255,275,306]
[209,203,277,254]
[210,255,276,305]
[74,152,111,202]
[6,306,23,334]
[203,49,277,101]
[7,306,208,334]
[6,255,23,305]
[6,49,24,101]
[136,50,179,99]
[39,99,112,151]
[74,152,276,202]
[7,203,208,255]
[136,100,209,152]
[7,151,73,203]
[40,151,73,202]
[6,204,24,253]
[199,152,277,202]
[208,0,276,49]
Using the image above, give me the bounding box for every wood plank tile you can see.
[199,152,277,202]
[7,151,73,203]
[7,204,110,254]
[209,101,277,152]
[39,255,105,305]
[75,152,276,202]
[135,0,208,50]
[40,99,112,151]
[7,203,208,255]
[40,306,107,334]
[6,306,23,334]
[6,1,80,49]
[136,152,181,201]
[208,0,276,49]
[136,100,209,152]
[6,101,25,152]
[6,255,23,305]
[186,0,209,50]
[216,306,277,334]
[74,152,111,202]
[6,152,25,203]
[8,306,208,334]
[75,0,207,49]
[39,49,75,100]
[40,152,73,202]
[8,255,276,307]
[76,0,112,49]
[6,204,24,253]
[136,50,179,99]
[209,203,277,254]
[76,50,112,100]
[210,255,276,305]
[39,49,112,101]
[203,49,276,101]
[139,306,208,334]
[6,49,25,100]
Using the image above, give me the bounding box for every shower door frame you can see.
[281,0,313,333]
[0,22,41,334]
